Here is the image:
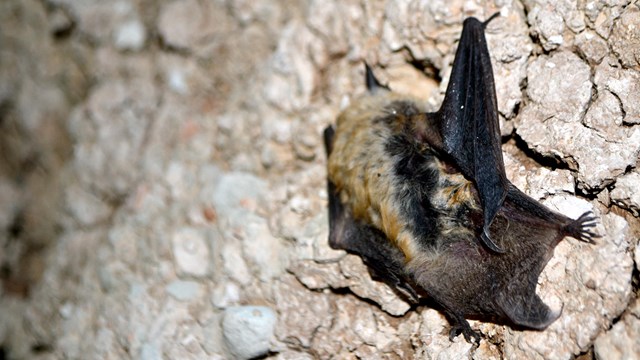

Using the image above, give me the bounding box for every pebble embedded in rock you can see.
[114,19,146,51]
[610,172,640,216]
[172,227,210,277]
[222,306,276,360]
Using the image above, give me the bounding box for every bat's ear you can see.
[364,63,390,93]
[431,16,508,253]
[483,12,501,27]
[323,125,335,156]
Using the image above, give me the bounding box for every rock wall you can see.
[0,0,638,359]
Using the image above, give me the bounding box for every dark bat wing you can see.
[426,15,508,253]
[323,126,419,302]
[491,185,598,328]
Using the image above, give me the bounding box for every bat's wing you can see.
[496,283,561,330]
[324,126,419,302]
[492,187,598,329]
[427,15,508,253]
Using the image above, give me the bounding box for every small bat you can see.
[323,14,598,343]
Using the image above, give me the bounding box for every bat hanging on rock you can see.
[323,14,598,343]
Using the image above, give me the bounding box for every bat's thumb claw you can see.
[480,229,505,253]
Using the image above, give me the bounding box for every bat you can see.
[323,14,598,343]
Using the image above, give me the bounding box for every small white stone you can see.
[114,19,146,51]
[168,69,188,94]
[339,95,350,111]
[211,282,241,308]
[548,35,564,45]
[222,306,277,360]
[172,227,210,276]
[289,195,310,214]
[60,302,74,319]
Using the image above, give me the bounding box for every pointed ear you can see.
[323,125,335,156]
[428,16,508,253]
[364,63,390,93]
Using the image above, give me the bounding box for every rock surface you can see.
[0,0,638,359]
[594,298,640,360]
[222,306,277,360]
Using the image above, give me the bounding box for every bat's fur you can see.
[323,16,598,343]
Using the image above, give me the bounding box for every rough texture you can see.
[593,298,640,360]
[222,306,277,359]
[1,0,639,359]
[594,299,640,359]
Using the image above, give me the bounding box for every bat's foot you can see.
[566,211,600,244]
[447,312,480,345]
[394,280,419,304]
[448,317,481,344]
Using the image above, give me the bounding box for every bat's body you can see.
[324,16,597,342]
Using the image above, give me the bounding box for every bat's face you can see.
[323,15,598,343]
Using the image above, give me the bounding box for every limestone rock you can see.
[222,306,277,360]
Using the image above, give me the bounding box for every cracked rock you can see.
[516,51,640,190]
[594,59,640,125]
[575,31,609,65]
[610,171,640,216]
[274,275,332,349]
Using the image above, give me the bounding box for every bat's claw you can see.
[449,322,481,344]
[566,211,601,244]
[481,229,506,253]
